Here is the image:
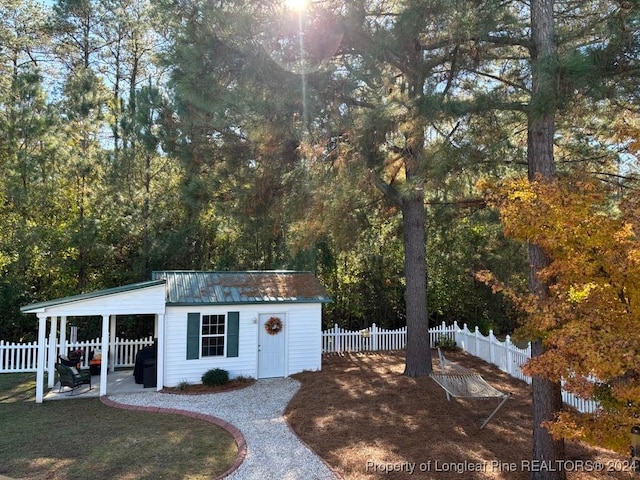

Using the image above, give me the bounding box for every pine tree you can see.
[527,0,567,476]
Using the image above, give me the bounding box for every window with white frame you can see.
[187,311,239,360]
[201,314,225,356]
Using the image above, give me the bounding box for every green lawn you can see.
[0,373,238,480]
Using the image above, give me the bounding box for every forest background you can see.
[0,0,636,344]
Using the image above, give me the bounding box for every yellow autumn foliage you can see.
[481,175,640,453]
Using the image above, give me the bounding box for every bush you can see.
[176,380,191,391]
[434,334,457,350]
[201,368,229,387]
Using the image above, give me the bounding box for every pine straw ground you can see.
[285,350,634,480]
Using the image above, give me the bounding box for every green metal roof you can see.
[152,270,332,305]
[20,280,167,313]
[20,271,331,313]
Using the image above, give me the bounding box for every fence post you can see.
[371,323,378,351]
[113,337,119,368]
[452,320,459,347]
[474,326,480,356]
[489,330,495,365]
[333,324,340,353]
[505,335,513,376]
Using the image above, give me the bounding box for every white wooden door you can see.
[258,314,286,378]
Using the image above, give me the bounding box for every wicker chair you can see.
[54,363,92,395]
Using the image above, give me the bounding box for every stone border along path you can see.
[103,377,339,480]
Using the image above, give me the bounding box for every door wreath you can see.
[265,316,283,335]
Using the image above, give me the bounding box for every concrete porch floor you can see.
[44,369,153,400]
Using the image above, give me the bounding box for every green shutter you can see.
[227,311,239,358]
[186,312,200,360]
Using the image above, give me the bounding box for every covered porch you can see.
[20,280,167,403]
[44,369,151,400]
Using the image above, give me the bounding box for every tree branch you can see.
[368,170,403,206]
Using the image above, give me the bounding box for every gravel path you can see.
[107,378,338,480]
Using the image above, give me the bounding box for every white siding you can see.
[163,306,257,386]
[31,284,166,317]
[163,303,323,387]
[285,304,322,375]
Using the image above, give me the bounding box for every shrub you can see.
[201,368,229,387]
[434,334,457,350]
[176,380,191,391]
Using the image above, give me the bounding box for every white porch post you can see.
[47,316,58,388]
[100,314,109,396]
[109,315,116,373]
[156,313,165,391]
[59,316,67,357]
[35,314,48,404]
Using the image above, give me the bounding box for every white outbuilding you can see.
[20,270,331,403]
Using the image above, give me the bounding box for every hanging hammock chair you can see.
[430,348,511,429]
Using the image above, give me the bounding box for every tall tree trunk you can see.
[528,0,566,478]
[367,98,433,375]
[402,173,431,377]
[530,337,566,480]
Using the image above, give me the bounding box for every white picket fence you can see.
[322,321,599,414]
[2,322,599,413]
[322,321,461,356]
[0,336,154,373]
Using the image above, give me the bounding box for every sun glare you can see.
[285,0,307,11]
